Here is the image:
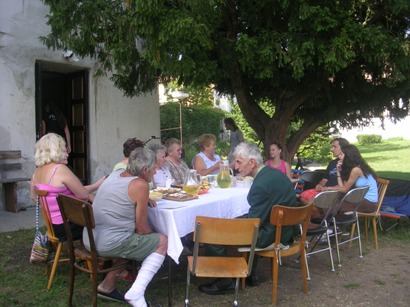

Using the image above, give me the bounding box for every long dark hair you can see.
[340,144,377,181]
[224,118,239,131]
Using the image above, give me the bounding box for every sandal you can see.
[97,288,126,302]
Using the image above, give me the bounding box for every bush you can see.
[160,102,226,146]
[357,134,382,145]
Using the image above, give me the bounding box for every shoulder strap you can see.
[48,164,62,185]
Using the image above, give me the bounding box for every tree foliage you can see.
[41,0,410,160]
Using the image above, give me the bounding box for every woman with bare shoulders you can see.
[30,133,104,240]
[193,134,223,176]
[265,142,292,179]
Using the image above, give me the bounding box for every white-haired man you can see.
[199,142,298,295]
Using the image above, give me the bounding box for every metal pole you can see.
[179,101,183,145]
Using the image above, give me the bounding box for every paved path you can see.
[0,206,44,233]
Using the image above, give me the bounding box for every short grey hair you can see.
[148,143,166,154]
[127,147,157,176]
[233,142,263,165]
[34,133,66,166]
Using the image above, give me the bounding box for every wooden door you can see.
[68,72,89,184]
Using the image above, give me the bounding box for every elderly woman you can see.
[30,133,104,240]
[148,143,172,187]
[83,148,168,305]
[193,134,222,176]
[163,138,190,185]
[113,137,144,171]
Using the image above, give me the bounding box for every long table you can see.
[148,186,250,264]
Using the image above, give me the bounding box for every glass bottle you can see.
[217,160,232,189]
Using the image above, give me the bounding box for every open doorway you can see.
[35,61,90,184]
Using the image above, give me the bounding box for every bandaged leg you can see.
[125,253,165,307]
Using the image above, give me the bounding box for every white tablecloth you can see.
[148,186,250,263]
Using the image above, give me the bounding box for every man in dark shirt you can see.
[199,142,297,295]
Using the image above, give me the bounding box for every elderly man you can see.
[199,142,298,295]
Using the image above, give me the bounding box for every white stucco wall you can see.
[0,0,160,210]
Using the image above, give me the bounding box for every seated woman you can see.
[148,143,172,187]
[113,137,144,171]
[265,142,292,179]
[83,148,168,305]
[163,138,190,185]
[324,144,378,213]
[30,133,104,240]
[193,134,222,176]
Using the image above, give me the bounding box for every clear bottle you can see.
[217,160,232,189]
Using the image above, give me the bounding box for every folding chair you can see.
[57,194,128,307]
[331,186,369,267]
[354,178,389,250]
[305,190,340,280]
[239,204,313,305]
[36,189,70,290]
[185,216,260,307]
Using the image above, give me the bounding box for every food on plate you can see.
[163,190,198,201]
[198,186,209,195]
[152,187,182,194]
[149,191,163,201]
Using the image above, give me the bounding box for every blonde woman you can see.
[193,134,222,176]
[30,133,104,240]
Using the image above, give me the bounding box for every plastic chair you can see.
[56,194,128,307]
[331,186,369,267]
[240,204,313,305]
[353,178,389,250]
[184,216,260,307]
[305,190,340,280]
[36,189,70,290]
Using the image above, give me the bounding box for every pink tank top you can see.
[265,160,287,176]
[35,165,75,225]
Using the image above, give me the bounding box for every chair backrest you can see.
[192,216,260,273]
[270,204,314,244]
[56,194,97,261]
[312,190,340,223]
[194,216,260,246]
[336,186,370,213]
[37,189,58,240]
[374,178,390,214]
[299,171,324,190]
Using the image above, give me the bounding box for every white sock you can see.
[125,253,165,307]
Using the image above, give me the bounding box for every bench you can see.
[0,150,31,212]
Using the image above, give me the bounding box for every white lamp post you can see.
[169,91,189,145]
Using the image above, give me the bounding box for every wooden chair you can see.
[331,186,369,267]
[36,189,70,290]
[305,190,340,280]
[185,216,260,307]
[56,194,128,307]
[354,178,389,250]
[240,203,313,305]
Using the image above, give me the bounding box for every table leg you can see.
[168,255,173,306]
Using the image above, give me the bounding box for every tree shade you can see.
[40,0,410,159]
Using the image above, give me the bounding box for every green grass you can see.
[356,138,410,180]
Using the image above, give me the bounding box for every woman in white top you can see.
[193,134,222,176]
[148,143,172,187]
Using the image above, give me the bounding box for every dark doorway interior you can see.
[35,61,89,184]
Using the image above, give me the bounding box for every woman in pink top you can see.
[265,142,292,179]
[30,133,104,240]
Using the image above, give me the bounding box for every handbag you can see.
[30,197,53,265]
